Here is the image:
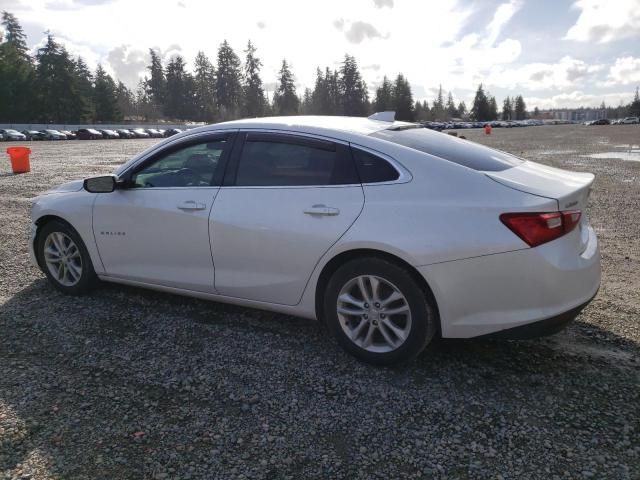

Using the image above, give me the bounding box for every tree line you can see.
[2,11,639,125]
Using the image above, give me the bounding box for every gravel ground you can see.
[0,125,638,480]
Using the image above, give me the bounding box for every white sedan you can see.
[29,115,601,365]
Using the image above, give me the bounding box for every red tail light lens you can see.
[500,210,581,247]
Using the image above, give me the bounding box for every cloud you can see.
[362,63,381,71]
[344,21,385,44]
[332,18,345,31]
[606,56,640,86]
[485,0,522,46]
[256,21,266,29]
[373,0,394,8]
[106,45,149,88]
[487,56,603,91]
[525,90,635,109]
[564,0,640,43]
[45,0,112,9]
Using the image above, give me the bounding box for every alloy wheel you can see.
[336,275,412,353]
[43,232,83,287]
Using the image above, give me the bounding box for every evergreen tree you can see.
[215,40,243,119]
[134,79,153,120]
[339,54,368,116]
[629,87,640,116]
[146,48,166,109]
[310,68,328,114]
[0,11,34,121]
[446,91,457,119]
[488,95,498,120]
[1,11,29,61]
[300,88,313,114]
[165,55,194,120]
[457,100,467,118]
[93,64,120,121]
[273,59,299,115]
[432,84,444,120]
[242,41,267,117]
[35,33,83,122]
[392,74,414,122]
[115,81,135,118]
[73,57,95,121]
[326,67,341,115]
[533,106,540,118]
[193,51,216,122]
[373,76,394,112]
[470,84,490,121]
[502,96,513,120]
[514,94,527,120]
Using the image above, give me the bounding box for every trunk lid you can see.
[485,160,594,252]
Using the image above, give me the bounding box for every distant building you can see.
[551,109,607,122]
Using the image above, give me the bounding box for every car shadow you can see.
[0,278,638,478]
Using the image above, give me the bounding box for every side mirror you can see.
[83,175,117,193]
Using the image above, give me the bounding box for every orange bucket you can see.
[7,146,31,174]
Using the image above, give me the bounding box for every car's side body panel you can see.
[31,190,105,274]
[210,184,365,305]
[92,187,220,292]
[418,224,600,337]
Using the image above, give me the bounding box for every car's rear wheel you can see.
[36,220,97,295]
[323,257,437,366]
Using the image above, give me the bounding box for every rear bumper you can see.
[478,293,596,339]
[418,225,601,338]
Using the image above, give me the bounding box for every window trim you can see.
[348,143,413,185]
[223,130,361,189]
[119,131,237,189]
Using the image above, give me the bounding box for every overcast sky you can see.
[2,0,640,109]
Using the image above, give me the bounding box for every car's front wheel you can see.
[36,220,97,295]
[324,257,437,366]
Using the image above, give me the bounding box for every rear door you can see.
[210,131,364,305]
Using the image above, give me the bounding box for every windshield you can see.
[371,127,523,172]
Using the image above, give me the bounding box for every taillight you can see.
[500,210,581,247]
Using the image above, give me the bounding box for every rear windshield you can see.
[370,127,523,172]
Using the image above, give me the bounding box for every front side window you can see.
[132,139,228,188]
[235,136,358,186]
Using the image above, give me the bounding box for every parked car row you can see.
[610,117,639,125]
[0,127,184,141]
[422,119,545,131]
[583,117,639,125]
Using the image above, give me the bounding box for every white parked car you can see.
[29,115,601,365]
[0,128,27,141]
[621,117,639,124]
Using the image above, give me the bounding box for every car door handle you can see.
[303,204,340,216]
[177,200,207,210]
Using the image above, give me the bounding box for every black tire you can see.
[323,257,437,366]
[36,220,97,295]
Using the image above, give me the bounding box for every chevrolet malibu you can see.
[29,115,600,365]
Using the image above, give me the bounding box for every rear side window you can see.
[370,127,523,171]
[351,148,400,183]
[235,134,358,186]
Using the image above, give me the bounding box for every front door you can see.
[93,133,233,292]
[211,132,364,305]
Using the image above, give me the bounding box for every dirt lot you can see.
[0,125,638,480]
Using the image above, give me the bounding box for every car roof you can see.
[201,115,412,139]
